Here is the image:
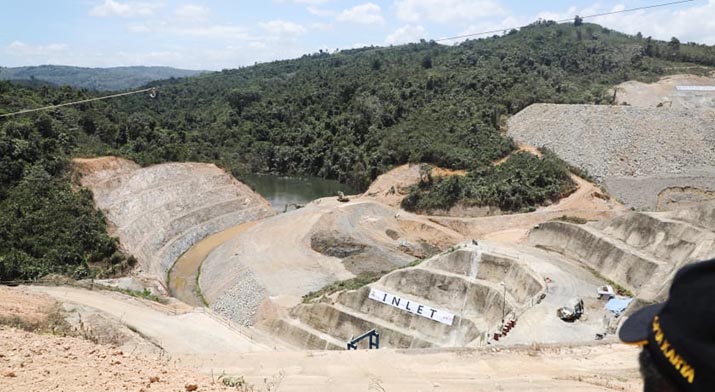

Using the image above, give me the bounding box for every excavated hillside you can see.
[73,157,275,285]
[507,103,715,210]
[266,241,609,350]
[199,198,463,326]
[530,200,715,308]
[613,73,715,110]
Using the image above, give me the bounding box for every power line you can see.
[434,0,695,42]
[0,87,157,118]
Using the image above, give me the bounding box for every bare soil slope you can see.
[0,326,233,392]
[613,73,715,110]
[364,164,465,207]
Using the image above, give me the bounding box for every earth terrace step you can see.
[97,164,223,197]
[596,211,715,265]
[271,317,345,350]
[416,266,521,310]
[529,221,664,294]
[642,213,715,262]
[134,198,256,257]
[333,301,451,347]
[111,184,238,230]
[292,302,439,349]
[104,173,232,209]
[367,267,514,332]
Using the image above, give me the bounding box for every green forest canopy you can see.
[2,21,715,280]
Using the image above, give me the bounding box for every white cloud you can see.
[89,0,159,17]
[276,0,330,4]
[307,6,335,17]
[395,0,505,23]
[173,25,250,39]
[586,2,715,45]
[310,22,334,31]
[6,41,69,55]
[174,4,211,21]
[385,24,426,45]
[260,20,307,36]
[337,3,385,25]
[4,41,73,67]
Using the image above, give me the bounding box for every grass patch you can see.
[583,266,634,297]
[302,257,431,303]
[533,245,634,297]
[0,303,74,336]
[302,272,383,303]
[552,215,589,225]
[115,287,167,304]
[195,263,209,307]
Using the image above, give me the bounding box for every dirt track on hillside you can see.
[27,286,272,354]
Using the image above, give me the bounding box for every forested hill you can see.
[0,65,205,91]
[2,21,715,280]
[109,22,714,191]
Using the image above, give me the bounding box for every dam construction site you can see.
[3,71,715,391]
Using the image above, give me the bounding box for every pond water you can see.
[241,174,358,212]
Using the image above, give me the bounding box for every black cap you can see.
[619,259,715,391]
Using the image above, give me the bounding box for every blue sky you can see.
[1,0,714,70]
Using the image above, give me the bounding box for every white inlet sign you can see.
[368,288,455,326]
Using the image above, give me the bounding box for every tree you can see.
[669,37,681,54]
[227,89,261,115]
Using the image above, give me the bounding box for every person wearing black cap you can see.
[619,259,715,392]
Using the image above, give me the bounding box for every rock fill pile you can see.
[507,104,715,209]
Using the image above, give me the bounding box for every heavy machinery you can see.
[557,297,584,322]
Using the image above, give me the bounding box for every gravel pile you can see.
[507,104,715,181]
[210,269,267,326]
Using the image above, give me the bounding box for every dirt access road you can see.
[180,342,642,391]
[430,175,625,243]
[27,286,273,354]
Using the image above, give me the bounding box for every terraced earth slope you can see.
[507,103,715,209]
[73,157,275,284]
[530,200,715,306]
[265,242,609,350]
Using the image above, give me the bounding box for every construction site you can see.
[3,73,715,391]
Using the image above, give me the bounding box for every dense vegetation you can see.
[401,152,577,213]
[0,84,134,281]
[2,21,715,280]
[108,23,713,190]
[0,65,204,91]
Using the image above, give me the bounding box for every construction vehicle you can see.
[557,297,584,322]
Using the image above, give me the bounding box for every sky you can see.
[1,0,714,70]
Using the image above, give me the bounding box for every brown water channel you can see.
[168,221,257,306]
